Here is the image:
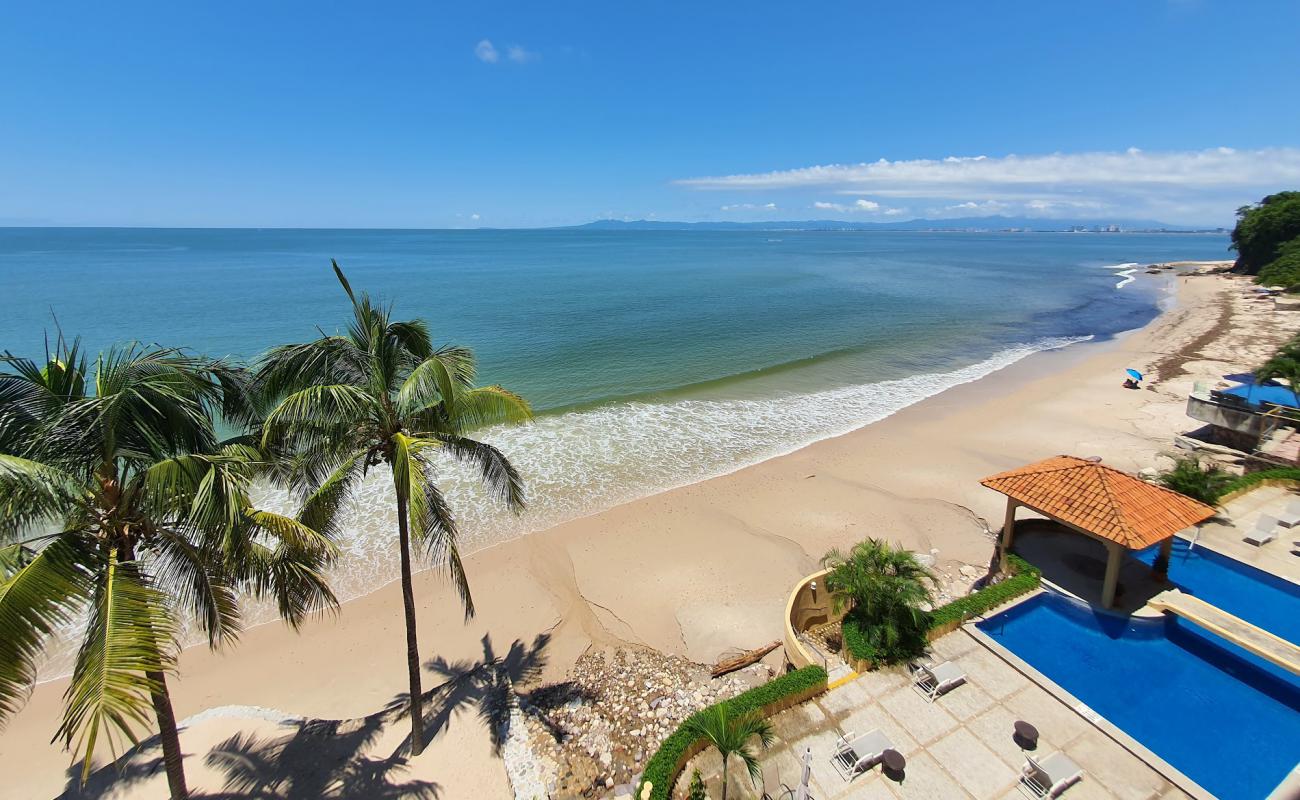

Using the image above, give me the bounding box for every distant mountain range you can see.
[570,215,1224,232]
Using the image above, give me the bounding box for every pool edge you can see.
[962,620,1217,800]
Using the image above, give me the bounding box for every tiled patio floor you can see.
[679,630,1189,800]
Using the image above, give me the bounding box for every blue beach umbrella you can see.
[1126,369,1143,381]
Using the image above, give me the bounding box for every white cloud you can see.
[475,40,499,63]
[678,147,1300,222]
[471,213,481,221]
[812,198,897,214]
[720,202,778,211]
[507,45,538,63]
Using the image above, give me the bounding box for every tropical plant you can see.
[253,262,532,756]
[687,768,707,800]
[0,336,337,799]
[1231,191,1300,275]
[1255,239,1300,291]
[681,705,774,800]
[1157,456,1231,506]
[822,538,936,664]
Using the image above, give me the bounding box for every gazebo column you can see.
[1101,541,1124,609]
[998,499,1019,571]
[1153,537,1173,580]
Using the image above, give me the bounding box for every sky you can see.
[2,1,1299,228]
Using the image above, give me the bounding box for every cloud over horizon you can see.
[678,147,1300,223]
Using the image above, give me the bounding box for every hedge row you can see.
[1217,467,1300,501]
[840,616,876,664]
[929,554,1041,629]
[841,554,1042,664]
[636,664,828,800]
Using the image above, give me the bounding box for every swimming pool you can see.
[978,591,1300,800]
[1134,536,1300,644]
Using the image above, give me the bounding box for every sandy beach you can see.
[7,264,1299,800]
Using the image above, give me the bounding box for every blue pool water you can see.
[979,592,1300,799]
[1134,537,1300,644]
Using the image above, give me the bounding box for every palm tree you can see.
[682,705,774,800]
[254,262,532,755]
[822,538,937,663]
[0,336,338,799]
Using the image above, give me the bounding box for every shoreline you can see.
[13,261,1297,800]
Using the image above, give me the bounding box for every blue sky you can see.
[2,1,1299,227]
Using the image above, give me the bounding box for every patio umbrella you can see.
[1126,369,1143,381]
[795,747,812,800]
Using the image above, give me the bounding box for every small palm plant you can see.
[1157,457,1230,507]
[822,538,937,664]
[0,337,337,799]
[254,262,532,755]
[682,705,774,800]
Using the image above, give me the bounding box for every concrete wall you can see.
[784,568,847,669]
[1186,394,1266,443]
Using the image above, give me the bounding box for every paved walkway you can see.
[1149,589,1300,675]
[680,631,1188,800]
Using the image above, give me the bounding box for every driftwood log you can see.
[711,641,780,678]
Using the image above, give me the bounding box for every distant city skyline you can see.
[2,1,1299,228]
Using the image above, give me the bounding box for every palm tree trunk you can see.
[396,492,425,755]
[721,754,729,800]
[146,670,189,800]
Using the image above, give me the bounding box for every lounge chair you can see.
[1018,751,1084,798]
[1278,500,1300,528]
[830,729,893,781]
[1244,515,1279,546]
[913,660,966,702]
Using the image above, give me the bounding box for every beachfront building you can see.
[981,456,1215,608]
[1185,375,1300,462]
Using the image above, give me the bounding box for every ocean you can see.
[0,227,1231,631]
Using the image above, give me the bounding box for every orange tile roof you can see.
[980,455,1216,550]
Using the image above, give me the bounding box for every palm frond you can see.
[435,434,526,512]
[445,386,533,432]
[152,528,241,649]
[0,454,87,538]
[0,534,94,723]
[58,550,176,782]
[261,384,376,451]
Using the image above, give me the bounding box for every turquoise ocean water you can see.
[0,228,1231,634]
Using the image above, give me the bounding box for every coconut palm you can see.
[0,336,338,799]
[683,705,774,800]
[254,262,532,756]
[822,537,937,663]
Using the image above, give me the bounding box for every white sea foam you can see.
[1100,262,1139,289]
[250,335,1092,609]
[36,335,1090,679]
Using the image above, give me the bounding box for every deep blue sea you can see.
[0,228,1231,609]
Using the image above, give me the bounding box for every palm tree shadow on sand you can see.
[385,631,597,759]
[60,633,589,799]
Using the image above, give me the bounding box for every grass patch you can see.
[636,665,827,800]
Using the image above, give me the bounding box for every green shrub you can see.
[928,554,1041,630]
[1218,467,1300,499]
[1158,457,1232,506]
[823,538,936,664]
[1256,240,1300,290]
[840,615,877,663]
[636,665,827,800]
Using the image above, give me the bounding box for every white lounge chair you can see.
[1278,500,1300,528]
[1019,751,1084,798]
[912,660,966,702]
[830,729,893,781]
[1244,515,1279,546]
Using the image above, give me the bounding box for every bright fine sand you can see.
[6,267,1298,799]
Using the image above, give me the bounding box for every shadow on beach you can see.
[59,632,587,800]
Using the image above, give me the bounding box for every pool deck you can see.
[1148,589,1300,675]
[1194,485,1300,586]
[678,629,1190,800]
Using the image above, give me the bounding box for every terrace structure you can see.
[981,456,1216,609]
